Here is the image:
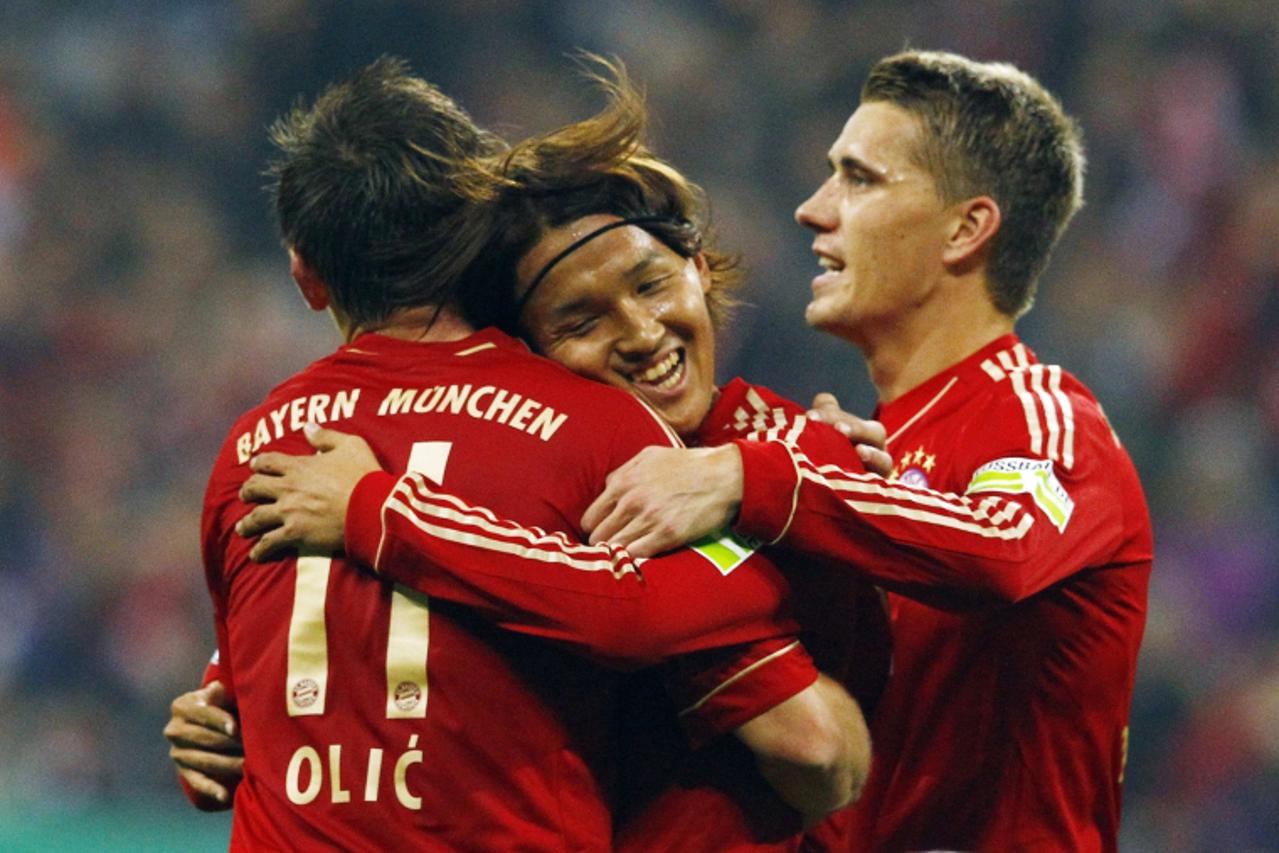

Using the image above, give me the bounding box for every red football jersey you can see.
[202,329,813,851]
[613,379,893,853]
[344,377,891,851]
[731,335,1153,852]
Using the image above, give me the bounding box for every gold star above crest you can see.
[922,453,936,473]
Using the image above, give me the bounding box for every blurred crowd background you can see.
[1,1,1275,849]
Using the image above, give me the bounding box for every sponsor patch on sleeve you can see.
[690,529,761,576]
[966,457,1075,533]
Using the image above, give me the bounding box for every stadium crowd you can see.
[0,0,1275,848]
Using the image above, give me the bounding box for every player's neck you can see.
[343,304,477,345]
[862,290,1013,404]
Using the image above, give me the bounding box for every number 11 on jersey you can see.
[285,441,451,719]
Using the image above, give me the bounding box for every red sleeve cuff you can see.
[671,639,819,748]
[733,439,802,544]
[345,471,400,569]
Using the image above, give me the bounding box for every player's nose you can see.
[614,304,664,356]
[796,177,835,231]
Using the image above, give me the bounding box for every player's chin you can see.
[805,298,837,331]
[657,389,714,439]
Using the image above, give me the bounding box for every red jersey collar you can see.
[693,377,753,446]
[340,326,528,359]
[875,334,1031,436]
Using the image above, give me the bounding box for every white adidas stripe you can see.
[1029,366,1062,462]
[1048,366,1076,469]
[1008,369,1043,455]
[844,498,1035,540]
[981,359,1006,381]
[790,447,1031,537]
[387,477,641,577]
[385,497,640,579]
[800,470,1030,536]
[796,457,983,516]
[986,346,1078,471]
[397,477,605,558]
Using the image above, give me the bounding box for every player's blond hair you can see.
[863,50,1085,317]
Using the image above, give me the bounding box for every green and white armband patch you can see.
[690,529,761,576]
[967,457,1075,533]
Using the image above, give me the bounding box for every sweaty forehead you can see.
[832,101,927,171]
[517,216,671,299]
[516,214,622,289]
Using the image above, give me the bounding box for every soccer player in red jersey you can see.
[185,58,869,850]
[584,51,1154,851]
[181,64,890,851]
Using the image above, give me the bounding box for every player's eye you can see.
[561,316,600,338]
[843,168,872,186]
[636,273,673,296]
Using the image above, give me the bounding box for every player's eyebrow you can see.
[621,249,665,281]
[830,153,886,179]
[542,248,670,322]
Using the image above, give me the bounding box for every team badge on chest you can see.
[891,446,936,488]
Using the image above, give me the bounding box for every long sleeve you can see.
[732,389,1150,608]
[345,470,805,668]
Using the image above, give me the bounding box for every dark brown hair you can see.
[459,58,743,332]
[863,50,1085,316]
[268,56,505,329]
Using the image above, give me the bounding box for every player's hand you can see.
[236,425,382,561]
[806,393,892,476]
[582,444,743,557]
[164,680,243,809]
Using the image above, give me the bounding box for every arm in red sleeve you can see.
[733,394,1150,607]
[345,470,802,668]
[664,640,869,819]
[662,638,819,747]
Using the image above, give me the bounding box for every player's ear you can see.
[941,196,1001,271]
[289,247,331,312]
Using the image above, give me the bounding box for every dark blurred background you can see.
[0,1,1275,849]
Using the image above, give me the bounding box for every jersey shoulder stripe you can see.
[975,343,1080,470]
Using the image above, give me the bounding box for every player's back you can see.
[202,329,669,851]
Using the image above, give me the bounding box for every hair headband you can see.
[515,215,685,314]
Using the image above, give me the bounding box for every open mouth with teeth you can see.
[811,253,846,291]
[630,349,686,393]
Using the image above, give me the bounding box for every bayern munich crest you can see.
[899,467,930,488]
[892,446,936,488]
[292,678,320,708]
[394,681,422,711]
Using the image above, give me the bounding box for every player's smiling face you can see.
[795,101,952,342]
[515,214,718,438]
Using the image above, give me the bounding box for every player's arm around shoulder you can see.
[581,387,889,557]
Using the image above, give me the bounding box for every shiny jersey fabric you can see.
[614,379,892,853]
[732,335,1153,852]
[202,329,801,852]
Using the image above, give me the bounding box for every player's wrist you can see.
[705,443,744,521]
[344,470,401,569]
[731,439,800,544]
